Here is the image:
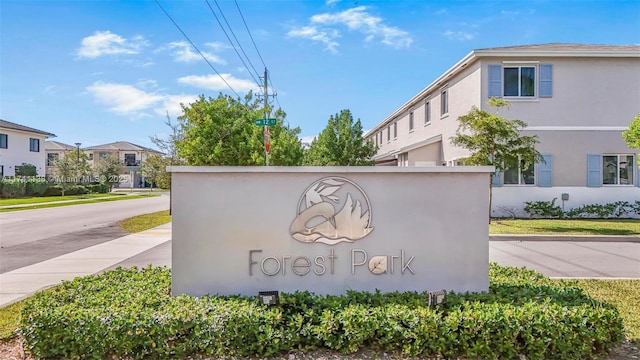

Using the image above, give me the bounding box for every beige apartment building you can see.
[365,44,640,217]
[45,140,162,188]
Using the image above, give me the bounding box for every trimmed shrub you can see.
[25,178,49,196]
[565,201,633,218]
[43,185,63,196]
[524,198,563,218]
[85,183,111,194]
[21,265,625,360]
[1,178,26,198]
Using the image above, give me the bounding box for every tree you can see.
[140,154,168,190]
[450,98,543,222]
[175,93,304,166]
[15,163,37,177]
[622,112,640,154]
[93,153,123,190]
[303,109,377,166]
[52,152,90,195]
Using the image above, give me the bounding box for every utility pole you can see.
[263,68,270,166]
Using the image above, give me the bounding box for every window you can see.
[0,134,7,149]
[88,153,94,160]
[503,160,535,185]
[99,152,108,160]
[0,165,3,177]
[387,126,391,141]
[440,89,448,115]
[124,153,137,166]
[29,138,40,152]
[47,153,59,166]
[603,154,634,185]
[504,66,535,97]
[409,112,414,131]
[393,122,397,139]
[424,101,431,125]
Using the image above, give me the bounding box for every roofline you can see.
[365,45,640,137]
[0,120,56,138]
[365,50,476,137]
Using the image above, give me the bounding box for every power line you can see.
[234,0,266,69]
[154,0,241,98]
[232,1,282,112]
[212,0,261,80]
[204,0,261,87]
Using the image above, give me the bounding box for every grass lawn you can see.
[490,219,640,235]
[0,193,123,205]
[0,194,160,212]
[557,279,640,343]
[118,210,171,233]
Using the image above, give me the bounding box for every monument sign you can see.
[169,166,493,296]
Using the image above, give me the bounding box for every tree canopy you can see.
[622,112,640,152]
[450,98,542,173]
[450,98,543,222]
[175,93,304,166]
[304,109,377,166]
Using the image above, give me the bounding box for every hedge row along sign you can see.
[169,166,494,296]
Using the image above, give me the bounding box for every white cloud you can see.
[77,31,148,58]
[326,0,340,5]
[287,6,412,52]
[501,10,520,16]
[87,81,198,118]
[154,95,199,118]
[443,30,476,41]
[287,26,340,54]
[312,6,412,48]
[162,41,226,64]
[178,74,259,93]
[43,85,58,95]
[86,81,164,115]
[136,79,158,90]
[299,135,316,146]
[435,9,447,15]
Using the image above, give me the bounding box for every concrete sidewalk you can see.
[0,223,171,307]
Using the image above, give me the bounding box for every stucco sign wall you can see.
[169,167,493,296]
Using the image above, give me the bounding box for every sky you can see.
[1,0,639,150]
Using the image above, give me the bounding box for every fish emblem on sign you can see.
[290,177,374,245]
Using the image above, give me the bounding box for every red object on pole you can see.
[264,125,271,153]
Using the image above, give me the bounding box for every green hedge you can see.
[25,178,49,196]
[85,183,111,194]
[20,264,624,359]
[1,178,26,198]
[43,185,89,196]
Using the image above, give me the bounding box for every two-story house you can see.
[44,141,78,176]
[83,141,162,188]
[0,119,56,177]
[364,43,640,217]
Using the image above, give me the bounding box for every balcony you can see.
[122,160,141,167]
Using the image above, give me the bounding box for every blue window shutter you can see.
[488,65,502,98]
[539,64,553,98]
[538,154,552,187]
[587,154,602,187]
[492,170,503,187]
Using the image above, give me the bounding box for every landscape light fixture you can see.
[258,291,279,306]
[428,289,446,307]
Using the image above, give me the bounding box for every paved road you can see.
[490,240,640,278]
[108,237,640,279]
[0,194,170,273]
